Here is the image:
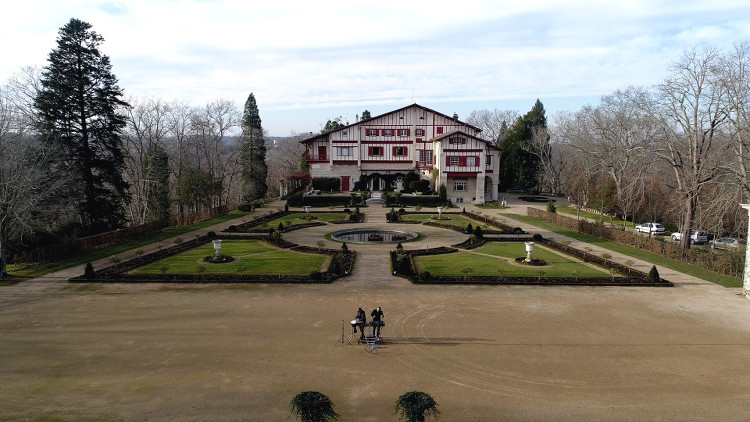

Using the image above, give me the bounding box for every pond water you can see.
[331,228,418,243]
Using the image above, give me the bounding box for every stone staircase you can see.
[366,192,385,206]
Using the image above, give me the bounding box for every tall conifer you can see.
[34,18,129,232]
[240,93,268,202]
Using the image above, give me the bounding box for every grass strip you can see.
[503,213,741,288]
[416,242,610,277]
[6,209,253,281]
[130,240,326,276]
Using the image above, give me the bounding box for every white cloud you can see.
[2,0,750,135]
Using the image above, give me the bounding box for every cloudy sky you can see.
[3,1,750,136]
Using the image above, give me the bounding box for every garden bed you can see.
[70,234,354,284]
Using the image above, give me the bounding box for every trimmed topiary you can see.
[647,265,660,283]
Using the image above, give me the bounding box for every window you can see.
[466,156,476,166]
[382,129,394,136]
[449,137,466,144]
[367,129,378,136]
[449,156,459,166]
[419,150,433,163]
[342,130,348,137]
[416,129,424,136]
[393,146,407,156]
[369,146,383,156]
[455,197,464,204]
[454,179,467,191]
[436,127,444,134]
[337,147,352,157]
[486,155,492,166]
[398,129,409,136]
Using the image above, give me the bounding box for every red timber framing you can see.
[299,104,499,203]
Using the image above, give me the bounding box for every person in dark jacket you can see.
[370,306,384,338]
[355,307,366,339]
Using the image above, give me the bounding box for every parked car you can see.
[671,230,708,244]
[635,223,666,234]
[709,237,746,249]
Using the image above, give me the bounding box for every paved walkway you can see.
[6,194,742,299]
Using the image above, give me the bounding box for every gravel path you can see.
[2,196,749,421]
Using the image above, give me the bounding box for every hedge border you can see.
[70,233,355,284]
[392,237,672,287]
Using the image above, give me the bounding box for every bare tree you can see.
[466,108,519,144]
[123,97,174,225]
[718,42,750,201]
[0,81,65,277]
[188,100,240,208]
[266,133,306,197]
[645,47,730,248]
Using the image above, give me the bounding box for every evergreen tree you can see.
[361,109,371,119]
[34,18,130,232]
[499,99,547,191]
[145,144,170,222]
[240,93,267,203]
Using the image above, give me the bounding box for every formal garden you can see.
[67,206,671,287]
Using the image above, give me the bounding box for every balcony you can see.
[305,154,328,162]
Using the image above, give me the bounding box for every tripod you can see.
[336,320,352,345]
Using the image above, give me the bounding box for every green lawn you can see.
[415,242,611,277]
[6,209,253,281]
[555,206,630,227]
[255,213,350,230]
[504,213,742,288]
[130,240,328,275]
[401,213,491,231]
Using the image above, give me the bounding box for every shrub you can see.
[466,223,473,234]
[532,233,543,242]
[312,177,341,192]
[394,391,440,422]
[290,391,338,422]
[286,190,304,207]
[418,271,431,282]
[207,231,216,238]
[83,262,95,278]
[438,184,447,203]
[473,226,483,240]
[284,203,289,212]
[135,248,145,256]
[108,255,121,264]
[278,222,285,232]
[173,237,184,245]
[547,200,557,213]
[341,242,348,252]
[647,265,660,283]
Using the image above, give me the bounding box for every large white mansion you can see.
[301,104,500,204]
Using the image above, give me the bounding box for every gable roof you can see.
[432,129,501,150]
[300,103,483,144]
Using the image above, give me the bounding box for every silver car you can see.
[671,230,708,244]
[710,237,746,249]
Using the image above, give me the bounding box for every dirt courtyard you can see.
[2,276,750,421]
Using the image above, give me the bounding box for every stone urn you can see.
[524,241,535,262]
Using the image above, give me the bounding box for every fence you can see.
[24,205,229,263]
[527,207,744,278]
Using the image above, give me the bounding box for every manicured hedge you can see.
[312,177,341,192]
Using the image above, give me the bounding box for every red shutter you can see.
[459,157,467,166]
[403,147,408,156]
[437,127,443,134]
[446,156,451,166]
[475,156,480,166]
[392,146,397,156]
[368,147,373,156]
